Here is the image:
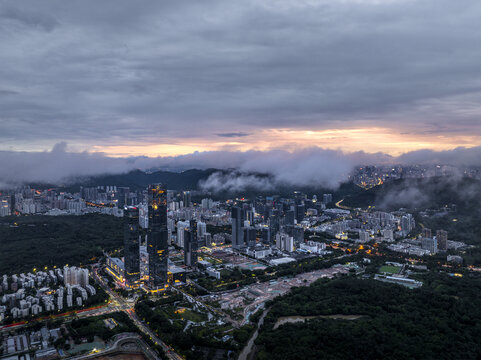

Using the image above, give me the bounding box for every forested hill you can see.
[0,214,123,274]
[61,168,219,191]
[255,276,481,360]
[38,168,360,198]
[341,176,481,211]
[32,170,481,205]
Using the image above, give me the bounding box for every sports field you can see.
[379,265,401,274]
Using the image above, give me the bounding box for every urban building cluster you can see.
[2,326,61,359]
[104,184,172,291]
[0,186,145,217]
[102,186,335,291]
[166,192,335,276]
[350,164,481,189]
[0,266,95,322]
[314,209,415,241]
[387,229,467,256]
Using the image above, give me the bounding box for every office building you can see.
[183,191,191,208]
[262,227,271,244]
[246,209,255,224]
[276,232,294,252]
[231,206,244,249]
[184,221,198,267]
[106,257,125,282]
[167,190,175,202]
[269,210,280,235]
[0,197,11,217]
[139,203,149,228]
[117,187,130,208]
[244,227,257,247]
[296,204,305,222]
[285,209,295,226]
[147,184,169,289]
[124,206,140,287]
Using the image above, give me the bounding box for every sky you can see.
[2,0,481,186]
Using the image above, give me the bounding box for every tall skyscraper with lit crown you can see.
[147,184,169,288]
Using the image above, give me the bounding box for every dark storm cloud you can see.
[0,89,19,96]
[0,7,59,32]
[2,0,481,148]
[216,132,251,138]
[397,147,481,166]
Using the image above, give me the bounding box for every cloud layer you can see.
[2,0,481,152]
[2,144,481,190]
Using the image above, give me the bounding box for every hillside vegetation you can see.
[256,276,481,360]
[0,214,123,274]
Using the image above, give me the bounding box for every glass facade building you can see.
[147,184,169,288]
[124,206,140,287]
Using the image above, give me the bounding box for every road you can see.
[2,268,183,359]
[238,308,270,360]
[335,198,352,210]
[91,268,183,360]
[69,334,158,360]
[0,303,118,334]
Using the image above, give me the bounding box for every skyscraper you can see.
[183,191,191,208]
[176,220,190,247]
[276,232,294,252]
[117,187,130,208]
[124,206,140,288]
[285,209,295,226]
[296,204,305,223]
[247,209,255,224]
[401,214,415,234]
[147,184,169,289]
[262,227,271,244]
[244,227,257,248]
[197,221,207,238]
[184,220,198,267]
[231,206,244,249]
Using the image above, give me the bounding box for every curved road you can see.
[238,308,270,360]
[92,268,183,360]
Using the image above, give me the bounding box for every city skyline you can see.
[3,1,481,359]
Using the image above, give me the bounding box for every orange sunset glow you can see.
[90,127,481,157]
